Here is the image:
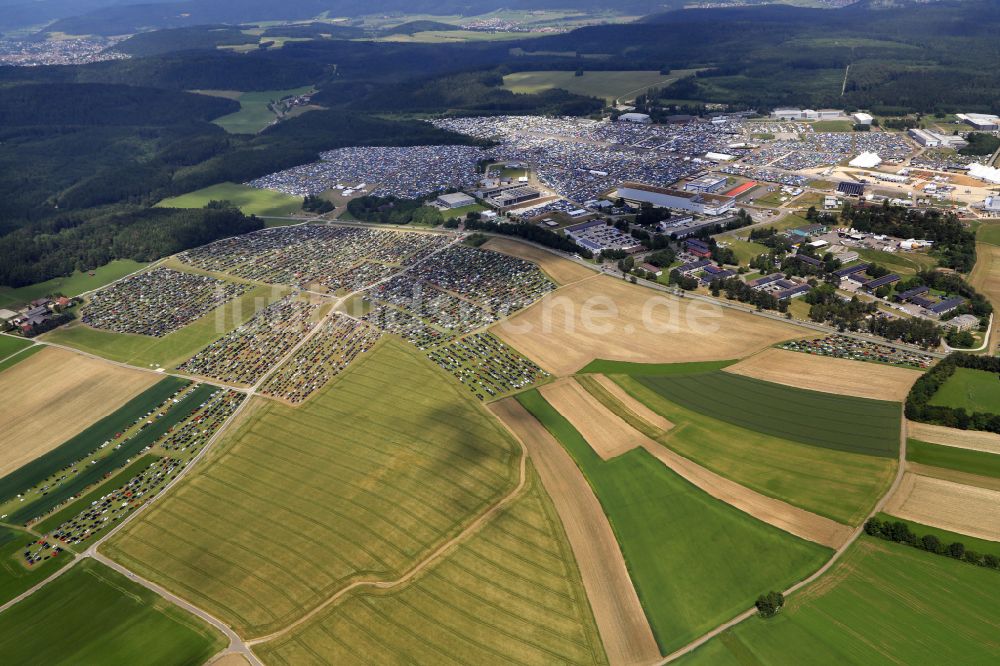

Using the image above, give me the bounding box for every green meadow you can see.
[208,86,314,134]
[680,537,1000,665]
[0,559,225,664]
[0,259,146,309]
[503,70,699,103]
[928,367,1000,413]
[157,182,304,218]
[0,526,72,606]
[516,389,830,654]
[907,438,1000,479]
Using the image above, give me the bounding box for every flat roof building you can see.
[685,175,728,193]
[436,192,476,209]
[617,182,735,216]
[618,112,652,124]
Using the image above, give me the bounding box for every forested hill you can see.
[41,0,672,36]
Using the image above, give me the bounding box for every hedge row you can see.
[864,517,1000,570]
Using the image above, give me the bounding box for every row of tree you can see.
[463,219,593,258]
[864,517,1000,570]
[906,353,1000,432]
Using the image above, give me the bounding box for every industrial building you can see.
[565,220,644,253]
[908,128,941,147]
[684,175,728,193]
[984,196,1000,214]
[852,112,874,125]
[484,186,541,209]
[435,192,476,209]
[616,182,735,216]
[958,113,1000,131]
[770,108,844,121]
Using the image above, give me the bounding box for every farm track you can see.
[489,398,660,666]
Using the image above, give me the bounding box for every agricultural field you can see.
[0,347,159,480]
[157,182,305,218]
[255,468,608,666]
[680,538,1000,665]
[907,438,1000,479]
[875,513,1000,557]
[0,559,225,664]
[103,339,522,638]
[0,335,31,360]
[204,87,314,134]
[634,370,901,458]
[810,120,855,132]
[0,345,41,374]
[502,69,699,103]
[0,259,146,310]
[0,526,72,606]
[43,283,287,370]
[481,237,593,286]
[969,234,999,354]
[723,348,921,401]
[494,275,801,376]
[606,374,896,525]
[907,420,1000,455]
[578,358,737,376]
[928,367,1000,413]
[516,389,830,654]
[884,473,1000,541]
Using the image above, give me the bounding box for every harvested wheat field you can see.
[724,348,921,401]
[482,237,594,286]
[970,237,1000,354]
[494,275,803,376]
[884,473,1000,542]
[540,378,657,460]
[489,398,659,666]
[590,374,674,431]
[208,654,251,666]
[638,439,852,549]
[907,421,1000,455]
[0,346,158,478]
[905,462,1000,492]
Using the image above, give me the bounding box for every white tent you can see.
[849,152,882,169]
[969,162,1000,185]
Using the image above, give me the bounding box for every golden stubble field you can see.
[0,346,158,478]
[494,275,804,376]
[482,237,594,286]
[724,348,922,401]
[885,473,1000,541]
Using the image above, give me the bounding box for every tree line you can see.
[865,517,1000,571]
[905,353,1000,433]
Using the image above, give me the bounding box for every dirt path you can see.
[638,440,852,549]
[591,374,674,431]
[540,378,656,460]
[489,398,660,666]
[884,473,1000,541]
[906,421,1000,455]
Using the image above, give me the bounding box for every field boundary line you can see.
[0,340,38,366]
[656,404,909,664]
[243,412,530,649]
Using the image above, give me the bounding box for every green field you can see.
[723,239,769,265]
[0,526,72,606]
[578,358,737,376]
[680,537,1000,665]
[257,467,608,665]
[978,222,1000,246]
[42,283,287,370]
[0,345,42,374]
[157,182,304,218]
[0,259,146,309]
[0,336,31,359]
[876,513,1000,555]
[0,559,225,664]
[605,376,896,525]
[33,455,160,535]
[104,339,522,637]
[503,69,700,103]
[811,120,855,132]
[0,377,188,503]
[928,367,1000,413]
[516,390,830,654]
[209,86,313,134]
[634,371,900,458]
[906,438,1000,479]
[856,248,938,275]
[6,385,214,526]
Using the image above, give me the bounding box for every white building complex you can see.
[616,182,736,216]
[958,113,1000,131]
[770,108,843,121]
